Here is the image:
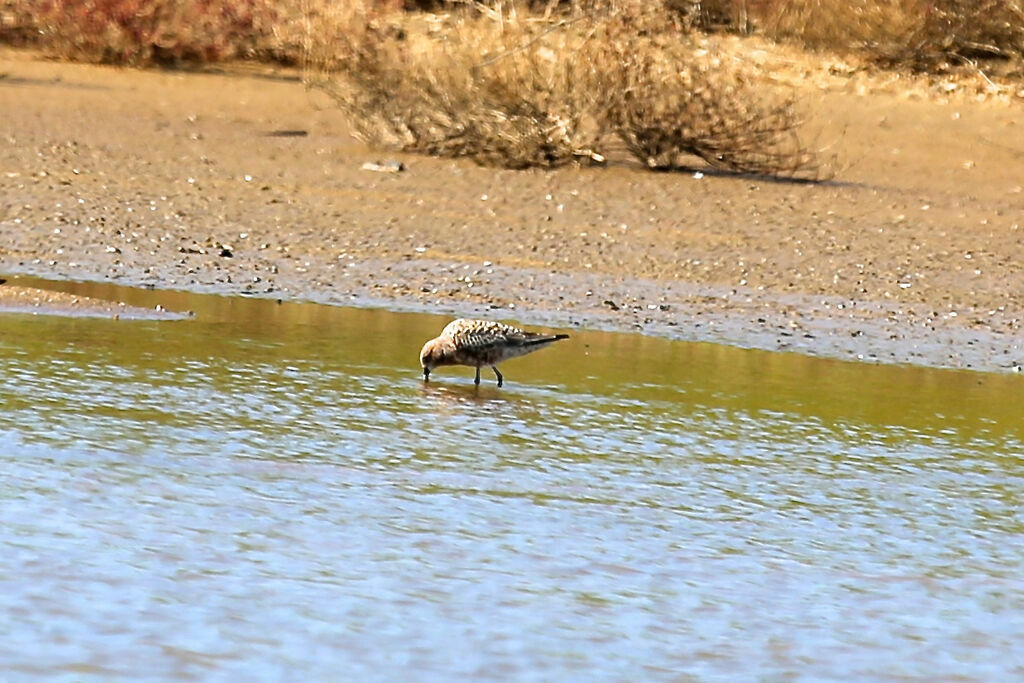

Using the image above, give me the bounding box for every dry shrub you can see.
[695,0,1024,70]
[307,1,828,178]
[898,0,1024,66]
[748,0,917,53]
[24,0,281,66]
[586,4,822,177]
[306,3,598,168]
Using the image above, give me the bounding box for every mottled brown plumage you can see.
[419,318,569,387]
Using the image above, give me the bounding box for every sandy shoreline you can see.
[0,280,189,319]
[1,48,1022,373]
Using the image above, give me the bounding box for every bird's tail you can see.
[524,333,569,346]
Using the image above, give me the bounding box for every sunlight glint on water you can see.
[1,278,1023,680]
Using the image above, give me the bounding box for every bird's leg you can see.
[491,365,503,387]
[474,366,481,385]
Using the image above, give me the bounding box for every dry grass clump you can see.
[689,0,1024,70]
[744,0,921,54]
[306,4,601,169]
[5,0,285,66]
[306,1,827,178]
[586,5,821,175]
[895,0,1024,66]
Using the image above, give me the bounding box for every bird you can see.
[419,318,569,387]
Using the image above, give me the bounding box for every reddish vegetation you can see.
[3,0,282,65]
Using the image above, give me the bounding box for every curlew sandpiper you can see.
[419,318,569,387]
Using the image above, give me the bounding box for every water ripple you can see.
[1,285,1023,679]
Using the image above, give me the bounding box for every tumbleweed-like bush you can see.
[584,4,824,176]
[895,0,1024,67]
[685,0,1024,70]
[306,1,829,178]
[305,3,599,169]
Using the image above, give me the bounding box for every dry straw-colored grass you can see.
[585,4,820,175]
[690,0,1024,69]
[305,1,829,178]
[896,0,1024,67]
[306,5,596,168]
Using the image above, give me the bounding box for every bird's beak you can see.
[423,367,430,381]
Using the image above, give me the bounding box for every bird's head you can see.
[419,337,455,380]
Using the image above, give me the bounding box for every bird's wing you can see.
[454,328,520,352]
[441,319,564,352]
[442,319,523,340]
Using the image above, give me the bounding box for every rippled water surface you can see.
[2,277,1023,680]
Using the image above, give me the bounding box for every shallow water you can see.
[2,277,1023,680]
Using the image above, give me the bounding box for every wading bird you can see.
[419,318,569,387]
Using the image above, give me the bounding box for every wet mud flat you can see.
[0,48,1022,372]
[0,279,188,320]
